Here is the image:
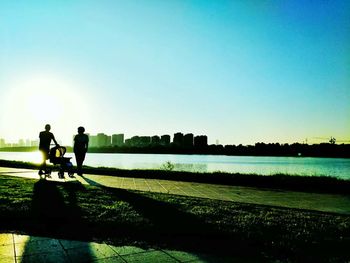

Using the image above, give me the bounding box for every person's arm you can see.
[52,133,59,146]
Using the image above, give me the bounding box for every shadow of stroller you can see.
[17,180,95,261]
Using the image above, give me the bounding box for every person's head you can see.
[78,126,85,134]
[45,124,51,131]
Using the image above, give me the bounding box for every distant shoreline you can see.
[0,144,350,158]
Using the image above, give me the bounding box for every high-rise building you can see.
[0,138,5,148]
[112,134,124,146]
[151,135,160,144]
[97,133,111,147]
[89,135,98,147]
[184,133,194,147]
[194,135,208,148]
[173,132,184,146]
[139,136,151,146]
[31,140,39,147]
[160,135,171,145]
[18,139,25,147]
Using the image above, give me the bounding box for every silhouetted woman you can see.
[73,126,89,176]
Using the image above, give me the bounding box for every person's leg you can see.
[75,153,83,175]
[39,150,47,172]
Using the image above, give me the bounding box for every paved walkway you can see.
[1,167,349,215]
[1,233,233,263]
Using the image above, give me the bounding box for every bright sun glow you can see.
[0,73,90,144]
[26,89,63,123]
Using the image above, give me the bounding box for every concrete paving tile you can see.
[109,245,153,256]
[13,234,50,244]
[15,239,62,257]
[0,243,15,257]
[0,256,15,263]
[0,233,13,246]
[121,250,178,263]
[13,234,30,244]
[16,250,69,263]
[66,243,117,262]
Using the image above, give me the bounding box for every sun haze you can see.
[0,1,349,145]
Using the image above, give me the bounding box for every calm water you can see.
[0,151,349,179]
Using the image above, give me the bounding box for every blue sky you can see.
[0,0,349,145]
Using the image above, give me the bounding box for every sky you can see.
[0,0,349,145]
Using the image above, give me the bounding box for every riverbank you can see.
[1,159,349,195]
[1,174,349,262]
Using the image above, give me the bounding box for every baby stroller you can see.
[49,146,74,179]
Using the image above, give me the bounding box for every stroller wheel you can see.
[68,171,74,178]
[38,170,43,176]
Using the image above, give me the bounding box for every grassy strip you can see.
[1,159,350,195]
[0,175,349,261]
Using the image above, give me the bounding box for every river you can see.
[0,151,349,179]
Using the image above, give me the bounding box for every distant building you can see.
[18,139,25,147]
[160,135,171,145]
[126,136,151,147]
[0,138,5,148]
[184,133,194,147]
[173,132,184,147]
[112,134,124,146]
[31,140,39,147]
[89,135,98,147]
[97,133,111,147]
[139,136,151,146]
[151,135,160,144]
[194,135,208,148]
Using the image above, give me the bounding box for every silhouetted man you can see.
[39,124,59,175]
[73,126,89,176]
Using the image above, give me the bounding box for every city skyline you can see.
[0,1,349,145]
[0,131,346,148]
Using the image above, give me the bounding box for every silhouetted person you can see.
[73,126,89,176]
[39,124,59,175]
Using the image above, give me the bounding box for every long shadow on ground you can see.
[18,179,95,261]
[80,175,262,259]
[2,175,349,261]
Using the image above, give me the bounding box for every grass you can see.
[0,175,350,261]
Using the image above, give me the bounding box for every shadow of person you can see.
[80,175,260,258]
[32,180,67,228]
[18,180,95,262]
